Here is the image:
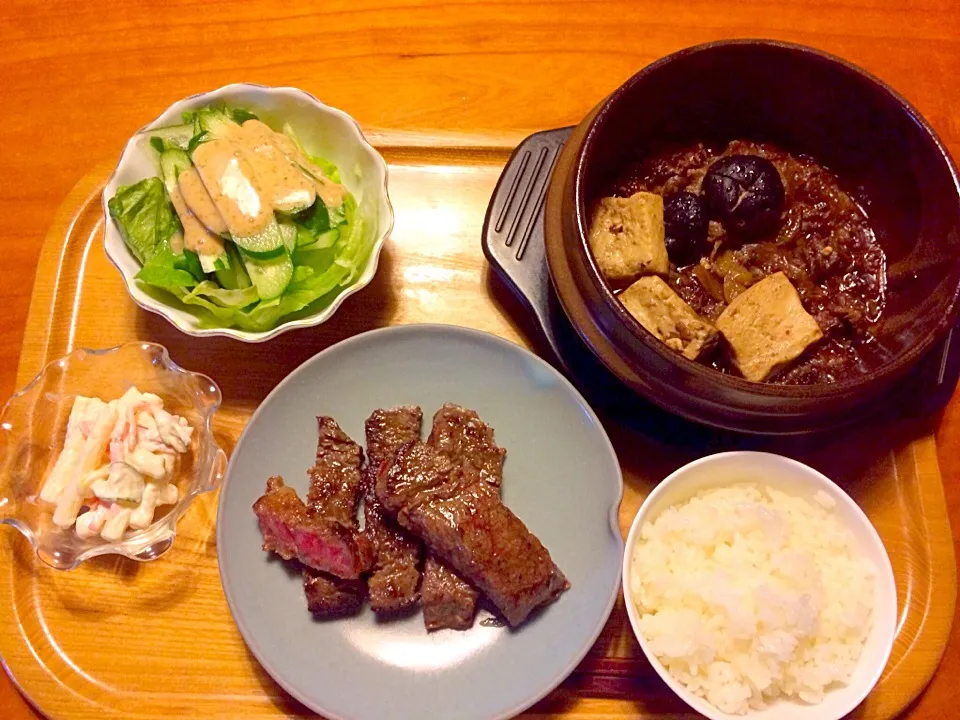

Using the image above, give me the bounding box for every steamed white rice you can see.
[630,484,876,715]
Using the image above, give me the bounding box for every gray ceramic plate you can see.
[217,325,624,720]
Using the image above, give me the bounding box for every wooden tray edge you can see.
[886,435,958,714]
[17,161,116,387]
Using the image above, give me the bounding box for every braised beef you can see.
[614,139,886,384]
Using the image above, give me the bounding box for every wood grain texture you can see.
[0,0,958,718]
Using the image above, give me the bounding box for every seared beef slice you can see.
[253,476,370,577]
[254,475,307,558]
[301,417,369,616]
[253,419,374,580]
[363,407,424,613]
[376,441,568,627]
[303,571,365,616]
[421,554,479,631]
[308,416,365,525]
[422,404,506,631]
[428,404,505,487]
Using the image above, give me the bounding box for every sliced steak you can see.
[253,471,373,580]
[376,441,569,627]
[299,417,369,616]
[254,475,307,558]
[308,416,365,524]
[303,569,365,616]
[427,403,505,489]
[363,406,424,613]
[421,404,506,630]
[422,554,478,631]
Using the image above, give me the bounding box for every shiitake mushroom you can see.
[663,191,709,265]
[702,155,785,240]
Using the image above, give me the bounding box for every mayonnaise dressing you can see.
[177,166,228,236]
[168,231,185,255]
[189,118,347,238]
[265,127,346,208]
[169,185,226,257]
[192,138,272,238]
[229,120,317,214]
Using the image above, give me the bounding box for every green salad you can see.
[108,105,372,332]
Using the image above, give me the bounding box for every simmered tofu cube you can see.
[716,272,823,382]
[588,192,670,282]
[620,276,719,360]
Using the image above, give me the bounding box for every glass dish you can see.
[0,342,225,569]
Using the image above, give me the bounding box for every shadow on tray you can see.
[134,246,401,407]
[486,269,951,499]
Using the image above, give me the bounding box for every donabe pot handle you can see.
[482,128,573,362]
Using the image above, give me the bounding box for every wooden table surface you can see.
[1,1,957,718]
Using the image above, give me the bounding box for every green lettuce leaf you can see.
[107,177,182,265]
[182,106,257,125]
[308,156,341,184]
[275,202,369,316]
[188,280,257,307]
[186,130,210,154]
[135,247,205,290]
[281,122,342,183]
[178,249,205,280]
[178,281,259,321]
[136,262,196,291]
[228,107,259,125]
[327,202,346,227]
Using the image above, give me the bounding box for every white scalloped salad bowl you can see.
[102,83,393,342]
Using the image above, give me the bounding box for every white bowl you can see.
[622,451,897,720]
[102,83,394,342]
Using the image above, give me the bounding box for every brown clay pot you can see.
[544,40,960,434]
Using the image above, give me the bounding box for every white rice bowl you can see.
[622,452,897,720]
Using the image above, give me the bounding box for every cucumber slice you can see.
[196,108,237,139]
[230,215,286,255]
[279,219,297,254]
[159,149,191,191]
[295,224,314,247]
[215,242,252,289]
[296,229,340,252]
[241,247,293,300]
[197,253,215,274]
[147,124,196,151]
[313,228,340,249]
